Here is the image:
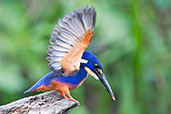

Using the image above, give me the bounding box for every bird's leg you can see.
[60,92,67,99]
[65,89,79,103]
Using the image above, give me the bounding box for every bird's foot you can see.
[61,94,79,103]
[59,90,79,103]
[67,98,79,103]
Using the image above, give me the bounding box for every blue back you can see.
[24,52,101,93]
[24,67,87,93]
[53,67,87,85]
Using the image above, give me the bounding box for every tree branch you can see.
[0,91,80,114]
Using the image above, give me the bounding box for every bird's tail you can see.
[24,71,55,94]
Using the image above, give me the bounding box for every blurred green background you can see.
[0,0,170,114]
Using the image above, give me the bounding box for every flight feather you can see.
[47,6,96,74]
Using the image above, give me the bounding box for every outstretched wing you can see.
[46,6,96,74]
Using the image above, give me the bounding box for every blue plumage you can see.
[24,68,87,93]
[24,71,55,94]
[24,52,99,93]
[24,54,89,94]
[81,52,103,72]
[54,67,87,85]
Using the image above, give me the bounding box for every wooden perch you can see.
[0,91,80,114]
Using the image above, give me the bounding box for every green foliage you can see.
[0,0,170,114]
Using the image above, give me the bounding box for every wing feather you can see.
[48,45,68,52]
[47,6,96,74]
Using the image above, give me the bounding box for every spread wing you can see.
[46,6,96,74]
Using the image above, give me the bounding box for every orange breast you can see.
[50,80,72,92]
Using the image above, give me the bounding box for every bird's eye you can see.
[94,63,100,69]
[94,64,103,75]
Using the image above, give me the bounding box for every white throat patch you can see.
[81,59,88,63]
[84,67,99,80]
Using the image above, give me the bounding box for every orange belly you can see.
[33,80,77,93]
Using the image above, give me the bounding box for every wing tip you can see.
[47,6,96,71]
[77,5,96,31]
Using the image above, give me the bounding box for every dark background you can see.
[0,0,170,114]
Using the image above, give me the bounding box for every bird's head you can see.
[81,52,115,101]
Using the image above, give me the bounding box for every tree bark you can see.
[0,91,80,114]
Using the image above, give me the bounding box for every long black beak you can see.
[96,72,116,101]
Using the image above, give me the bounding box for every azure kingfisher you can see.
[24,6,115,102]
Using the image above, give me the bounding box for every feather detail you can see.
[47,6,96,74]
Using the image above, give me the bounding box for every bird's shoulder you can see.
[50,69,79,78]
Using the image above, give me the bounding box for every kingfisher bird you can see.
[24,6,115,102]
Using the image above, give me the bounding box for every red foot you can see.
[61,93,67,99]
[60,93,79,103]
[67,98,79,103]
